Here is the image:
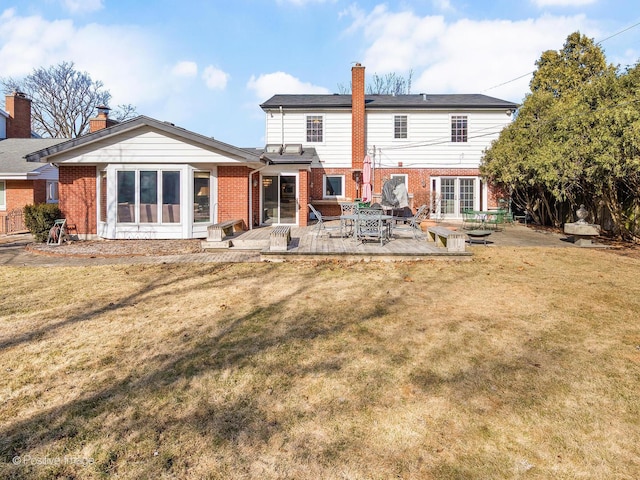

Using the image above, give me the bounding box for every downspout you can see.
[248,164,269,230]
[280,105,284,146]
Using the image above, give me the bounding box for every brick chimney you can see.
[351,63,366,171]
[6,91,32,138]
[90,105,118,133]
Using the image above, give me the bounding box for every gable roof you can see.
[261,94,518,110]
[25,115,263,164]
[0,138,66,176]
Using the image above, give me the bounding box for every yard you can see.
[0,247,639,479]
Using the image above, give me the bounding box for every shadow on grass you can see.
[0,264,367,478]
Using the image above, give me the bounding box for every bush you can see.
[23,204,63,242]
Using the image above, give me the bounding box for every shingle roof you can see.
[261,94,518,110]
[25,116,263,164]
[0,138,66,175]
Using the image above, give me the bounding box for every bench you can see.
[270,225,291,252]
[207,219,244,242]
[427,226,466,252]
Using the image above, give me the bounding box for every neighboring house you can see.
[260,63,518,221]
[26,64,516,240]
[0,92,63,234]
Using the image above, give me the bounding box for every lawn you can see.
[0,247,639,479]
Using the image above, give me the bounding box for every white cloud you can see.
[531,0,596,6]
[0,8,196,111]
[172,60,198,77]
[343,6,600,102]
[202,66,229,90]
[247,72,330,101]
[61,0,104,14]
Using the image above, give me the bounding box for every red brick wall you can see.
[5,180,36,211]
[59,165,97,236]
[33,179,47,204]
[351,63,366,171]
[298,169,309,227]
[5,93,31,139]
[217,166,250,229]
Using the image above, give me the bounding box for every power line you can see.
[481,19,640,94]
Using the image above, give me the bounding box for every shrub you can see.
[23,203,63,242]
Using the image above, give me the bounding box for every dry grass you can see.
[0,247,639,479]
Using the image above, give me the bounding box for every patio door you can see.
[439,177,478,218]
[262,174,298,225]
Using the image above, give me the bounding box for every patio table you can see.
[340,213,393,240]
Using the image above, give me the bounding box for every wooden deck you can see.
[203,221,472,261]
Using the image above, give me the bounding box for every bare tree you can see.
[337,70,413,95]
[2,61,136,138]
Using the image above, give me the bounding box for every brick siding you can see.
[59,165,97,236]
[218,166,250,229]
[351,63,366,171]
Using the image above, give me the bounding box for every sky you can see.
[1,0,639,147]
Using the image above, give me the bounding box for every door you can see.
[439,177,477,218]
[262,174,298,225]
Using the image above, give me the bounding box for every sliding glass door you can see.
[262,174,297,225]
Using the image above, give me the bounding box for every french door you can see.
[439,177,478,218]
[262,174,298,225]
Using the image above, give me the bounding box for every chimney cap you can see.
[96,105,111,117]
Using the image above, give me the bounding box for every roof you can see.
[258,146,318,165]
[25,115,263,164]
[261,94,518,110]
[0,138,66,175]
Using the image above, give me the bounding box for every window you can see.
[99,171,107,222]
[45,180,59,203]
[0,180,5,210]
[306,115,323,142]
[116,170,181,224]
[117,171,135,223]
[323,175,344,198]
[390,173,408,186]
[394,115,407,139]
[162,171,181,223]
[194,171,210,223]
[451,115,468,142]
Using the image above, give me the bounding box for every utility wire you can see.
[481,19,640,94]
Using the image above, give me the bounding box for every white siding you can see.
[367,109,511,170]
[55,127,249,164]
[267,107,512,170]
[265,109,352,168]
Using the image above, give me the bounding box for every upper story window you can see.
[306,115,323,143]
[394,115,407,139]
[390,173,408,186]
[451,115,468,142]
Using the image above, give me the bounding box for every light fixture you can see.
[253,178,258,187]
[263,178,273,187]
[197,186,209,197]
[506,109,513,116]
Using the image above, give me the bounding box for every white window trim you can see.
[46,180,59,203]
[305,114,325,144]
[390,173,408,186]
[0,180,5,210]
[116,168,182,225]
[322,174,345,199]
[393,114,408,140]
[450,114,468,143]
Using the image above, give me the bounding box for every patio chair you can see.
[308,204,341,237]
[339,202,357,236]
[392,204,429,239]
[356,208,388,246]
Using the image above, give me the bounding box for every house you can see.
[26,64,516,240]
[0,92,63,234]
[260,63,518,221]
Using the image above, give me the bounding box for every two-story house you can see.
[25,64,516,240]
[259,63,518,223]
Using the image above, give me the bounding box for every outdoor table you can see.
[340,213,393,240]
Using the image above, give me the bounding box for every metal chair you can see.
[308,204,341,237]
[392,204,429,239]
[356,208,388,245]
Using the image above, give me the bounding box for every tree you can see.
[481,32,640,239]
[1,61,136,138]
[337,70,413,95]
